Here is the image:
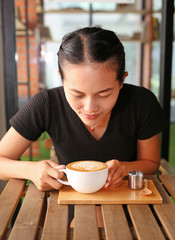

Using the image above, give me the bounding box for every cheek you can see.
[102,101,115,111]
[102,95,119,111]
[66,95,82,111]
[64,89,79,110]
[70,101,81,110]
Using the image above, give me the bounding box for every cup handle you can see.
[57,169,70,186]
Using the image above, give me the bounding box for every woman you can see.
[0,27,168,192]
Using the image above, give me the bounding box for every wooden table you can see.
[0,175,175,240]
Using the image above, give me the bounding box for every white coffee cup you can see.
[57,160,108,194]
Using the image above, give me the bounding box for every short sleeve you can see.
[9,90,50,141]
[136,87,169,140]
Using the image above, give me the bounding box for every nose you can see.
[83,97,99,113]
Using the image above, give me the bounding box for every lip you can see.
[83,114,100,120]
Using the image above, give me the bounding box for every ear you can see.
[120,71,128,89]
[57,70,61,77]
[57,70,64,84]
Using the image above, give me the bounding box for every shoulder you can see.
[119,84,168,140]
[122,83,154,96]
[121,83,158,104]
[30,86,64,106]
[116,83,163,120]
[34,86,63,99]
[47,86,64,94]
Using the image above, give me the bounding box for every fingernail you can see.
[108,176,111,182]
[104,182,109,188]
[56,165,65,169]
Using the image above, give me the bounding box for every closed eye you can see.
[72,94,84,98]
[98,94,111,98]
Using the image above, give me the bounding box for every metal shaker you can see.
[128,171,143,190]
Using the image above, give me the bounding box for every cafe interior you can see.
[0,1,175,240]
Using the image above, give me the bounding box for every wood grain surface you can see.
[58,180,162,205]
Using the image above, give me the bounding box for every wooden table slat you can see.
[41,191,69,240]
[159,159,175,175]
[0,179,26,240]
[8,182,45,240]
[153,175,175,240]
[102,205,132,240]
[74,205,100,240]
[159,174,175,200]
[128,204,165,240]
[1,176,175,240]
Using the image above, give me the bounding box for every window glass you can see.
[151,41,160,98]
[44,2,142,88]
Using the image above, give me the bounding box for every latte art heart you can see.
[67,161,107,172]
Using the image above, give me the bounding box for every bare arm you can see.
[123,134,161,174]
[0,127,32,179]
[105,134,161,187]
[0,127,64,191]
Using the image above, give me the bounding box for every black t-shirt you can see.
[10,84,168,164]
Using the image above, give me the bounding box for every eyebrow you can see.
[70,88,113,94]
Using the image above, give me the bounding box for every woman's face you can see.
[62,63,125,127]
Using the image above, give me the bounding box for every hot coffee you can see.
[57,160,108,193]
[67,161,107,172]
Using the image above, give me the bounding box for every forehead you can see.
[64,63,117,79]
[63,62,117,77]
[63,63,119,92]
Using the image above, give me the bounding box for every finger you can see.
[109,167,124,183]
[44,175,63,190]
[106,160,119,182]
[104,182,110,188]
[38,180,62,191]
[110,175,123,187]
[46,160,65,174]
[36,181,55,191]
[109,164,126,186]
[47,161,66,179]
[104,175,123,188]
[104,161,124,188]
[55,165,66,179]
[110,182,123,188]
[47,160,65,170]
[45,163,65,180]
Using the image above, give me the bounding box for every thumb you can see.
[47,160,65,170]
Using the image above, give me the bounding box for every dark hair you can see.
[57,27,125,83]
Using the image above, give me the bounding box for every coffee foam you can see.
[67,161,107,172]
